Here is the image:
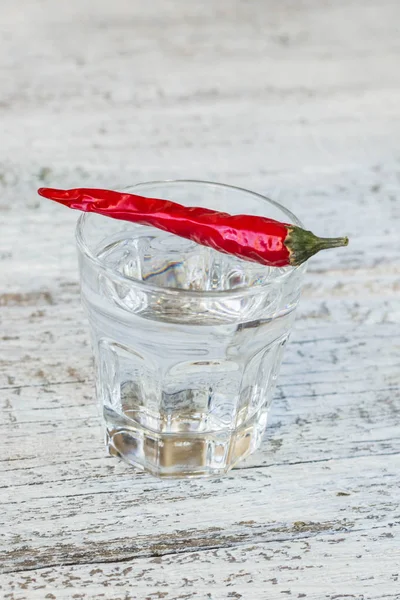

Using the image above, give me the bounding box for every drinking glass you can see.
[76,180,305,478]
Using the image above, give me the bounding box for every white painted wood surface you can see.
[1,0,400,597]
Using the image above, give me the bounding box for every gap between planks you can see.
[0,522,382,576]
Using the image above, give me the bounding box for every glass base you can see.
[106,406,269,478]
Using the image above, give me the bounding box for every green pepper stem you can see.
[285,226,349,266]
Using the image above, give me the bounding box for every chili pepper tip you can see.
[38,187,85,208]
[38,187,69,201]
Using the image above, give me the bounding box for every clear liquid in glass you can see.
[81,226,301,478]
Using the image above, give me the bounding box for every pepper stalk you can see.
[285,226,349,266]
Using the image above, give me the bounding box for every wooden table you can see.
[1,1,399,597]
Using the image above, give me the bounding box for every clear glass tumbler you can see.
[76,181,305,478]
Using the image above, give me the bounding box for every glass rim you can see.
[75,179,305,299]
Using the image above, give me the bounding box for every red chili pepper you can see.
[38,187,348,267]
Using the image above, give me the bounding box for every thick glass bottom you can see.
[106,406,269,478]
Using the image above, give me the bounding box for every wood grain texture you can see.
[1,0,400,598]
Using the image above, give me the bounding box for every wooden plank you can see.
[1,531,399,600]
[1,0,400,596]
[1,454,399,574]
